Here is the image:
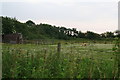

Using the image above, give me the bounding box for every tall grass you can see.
[112,38,120,78]
[2,42,117,79]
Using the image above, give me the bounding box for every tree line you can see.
[1,16,120,40]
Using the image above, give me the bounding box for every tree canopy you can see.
[1,16,119,40]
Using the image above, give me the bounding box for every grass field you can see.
[2,42,119,79]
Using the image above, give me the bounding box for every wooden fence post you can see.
[57,42,61,54]
[44,48,47,63]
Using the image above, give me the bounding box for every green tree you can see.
[105,32,114,38]
[78,31,85,38]
[85,31,100,39]
[2,17,16,34]
[26,20,35,26]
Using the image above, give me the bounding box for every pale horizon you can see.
[1,0,119,33]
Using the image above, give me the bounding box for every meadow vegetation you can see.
[2,40,120,79]
[1,16,120,79]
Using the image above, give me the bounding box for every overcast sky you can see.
[0,0,119,33]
